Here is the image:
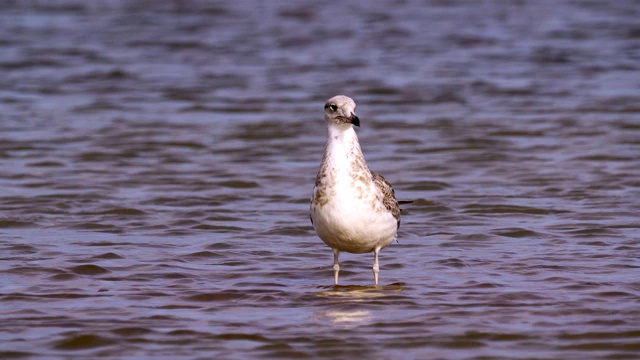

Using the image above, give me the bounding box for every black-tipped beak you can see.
[350,113,360,127]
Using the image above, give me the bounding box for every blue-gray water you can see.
[1,1,639,359]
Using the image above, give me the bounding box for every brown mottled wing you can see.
[370,170,401,229]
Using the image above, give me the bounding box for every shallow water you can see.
[1,0,640,359]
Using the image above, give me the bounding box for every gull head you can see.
[324,95,360,127]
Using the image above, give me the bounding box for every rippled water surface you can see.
[1,1,640,358]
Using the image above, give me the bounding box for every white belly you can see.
[311,182,397,254]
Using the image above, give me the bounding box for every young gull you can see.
[310,95,404,286]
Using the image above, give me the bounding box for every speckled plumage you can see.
[370,170,401,228]
[310,95,402,286]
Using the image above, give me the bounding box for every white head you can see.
[323,95,360,127]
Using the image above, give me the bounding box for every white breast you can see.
[310,125,398,254]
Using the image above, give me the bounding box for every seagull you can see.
[310,95,405,286]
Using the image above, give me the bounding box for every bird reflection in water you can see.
[314,284,405,326]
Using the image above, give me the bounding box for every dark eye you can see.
[329,104,337,111]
